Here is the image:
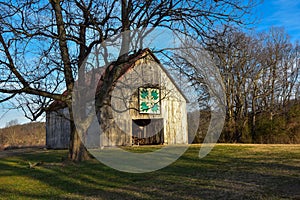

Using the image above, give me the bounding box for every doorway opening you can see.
[132,118,164,145]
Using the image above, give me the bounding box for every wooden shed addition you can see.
[46,49,188,149]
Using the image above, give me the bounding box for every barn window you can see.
[138,87,160,114]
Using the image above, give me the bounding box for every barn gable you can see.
[46,48,188,148]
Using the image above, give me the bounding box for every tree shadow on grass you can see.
[173,147,300,199]
[0,146,299,199]
[0,155,143,199]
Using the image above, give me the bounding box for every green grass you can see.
[0,144,299,199]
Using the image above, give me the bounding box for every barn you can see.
[46,48,188,149]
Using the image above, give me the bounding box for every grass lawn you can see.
[0,144,299,200]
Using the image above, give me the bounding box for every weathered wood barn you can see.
[46,48,188,149]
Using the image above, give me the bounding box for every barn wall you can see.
[100,103,132,146]
[46,108,70,149]
[105,53,188,145]
[46,108,103,149]
[160,64,188,144]
[47,50,188,148]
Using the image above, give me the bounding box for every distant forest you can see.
[0,122,45,150]
[189,27,300,144]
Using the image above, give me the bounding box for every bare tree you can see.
[0,0,258,161]
[206,27,300,143]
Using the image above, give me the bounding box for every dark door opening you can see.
[132,119,164,145]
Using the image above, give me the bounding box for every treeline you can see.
[0,122,45,150]
[190,27,300,144]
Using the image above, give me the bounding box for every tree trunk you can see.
[68,119,90,161]
[68,105,90,162]
[119,0,131,61]
[251,94,257,142]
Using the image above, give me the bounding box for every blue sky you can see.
[0,0,300,128]
[0,107,32,128]
[255,0,300,41]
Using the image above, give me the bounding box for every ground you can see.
[0,144,299,199]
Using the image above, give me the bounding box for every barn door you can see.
[132,119,164,145]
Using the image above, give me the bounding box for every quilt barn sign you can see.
[139,87,160,114]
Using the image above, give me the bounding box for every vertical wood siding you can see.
[46,51,188,148]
